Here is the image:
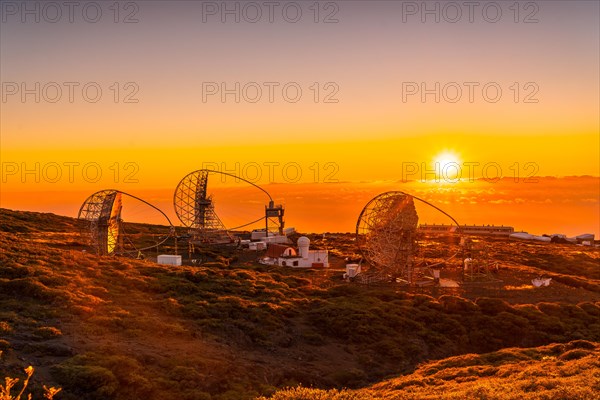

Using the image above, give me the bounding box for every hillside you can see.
[262,340,600,399]
[0,208,599,399]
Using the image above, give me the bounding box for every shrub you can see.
[51,364,119,399]
[475,298,512,315]
[577,302,600,318]
[329,368,368,388]
[564,340,597,351]
[301,331,325,346]
[0,322,11,334]
[0,279,61,302]
[558,349,592,361]
[0,340,10,352]
[33,326,62,340]
[439,295,478,313]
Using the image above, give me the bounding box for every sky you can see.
[1,1,599,236]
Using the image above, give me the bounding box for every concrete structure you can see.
[157,254,182,266]
[260,237,328,268]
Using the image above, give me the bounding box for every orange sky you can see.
[1,1,599,237]
[2,177,598,237]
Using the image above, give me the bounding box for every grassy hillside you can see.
[261,340,600,399]
[0,208,599,399]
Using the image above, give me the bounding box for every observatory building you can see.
[260,236,328,268]
[419,224,514,236]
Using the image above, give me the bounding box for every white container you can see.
[345,264,361,278]
[157,255,182,266]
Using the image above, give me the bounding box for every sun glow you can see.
[434,151,461,169]
[432,151,462,180]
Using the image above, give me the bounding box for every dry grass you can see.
[261,341,600,399]
[1,208,599,399]
[0,352,61,400]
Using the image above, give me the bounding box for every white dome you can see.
[297,236,310,246]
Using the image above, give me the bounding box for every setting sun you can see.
[0,1,599,398]
[433,151,462,180]
[434,151,461,168]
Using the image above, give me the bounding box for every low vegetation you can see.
[261,340,600,399]
[0,351,61,400]
[0,209,599,399]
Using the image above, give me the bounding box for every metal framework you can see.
[356,192,418,282]
[174,169,284,245]
[356,191,462,284]
[78,189,174,256]
[265,201,285,235]
[174,170,228,231]
[78,190,122,255]
[461,238,500,282]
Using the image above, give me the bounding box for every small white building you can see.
[261,236,328,268]
[157,254,182,266]
[344,264,361,279]
[420,224,514,236]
